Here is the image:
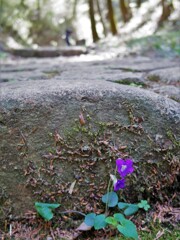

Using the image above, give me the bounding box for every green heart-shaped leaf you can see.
[35,202,60,221]
[94,214,107,230]
[84,213,96,227]
[118,202,139,216]
[124,205,139,216]
[105,216,118,227]
[37,207,53,221]
[114,213,125,223]
[117,219,138,240]
[118,202,130,209]
[102,192,118,207]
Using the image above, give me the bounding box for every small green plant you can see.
[35,144,150,240]
[138,200,151,211]
[83,158,150,240]
[34,158,150,239]
[35,202,60,221]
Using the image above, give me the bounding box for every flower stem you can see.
[105,177,112,215]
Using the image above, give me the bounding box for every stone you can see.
[152,85,180,102]
[0,56,179,217]
[147,67,180,84]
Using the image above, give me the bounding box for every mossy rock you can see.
[0,79,179,218]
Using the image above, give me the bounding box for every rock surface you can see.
[0,56,179,217]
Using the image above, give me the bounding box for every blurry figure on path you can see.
[64,28,86,46]
[65,29,72,46]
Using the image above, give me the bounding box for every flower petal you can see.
[114,179,125,191]
[116,158,134,178]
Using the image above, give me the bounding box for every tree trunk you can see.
[0,0,3,25]
[88,0,99,42]
[95,0,107,37]
[72,0,78,19]
[107,0,117,35]
[119,0,132,23]
[158,0,174,26]
[136,0,141,8]
[37,0,41,21]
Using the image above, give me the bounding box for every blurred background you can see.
[0,0,179,56]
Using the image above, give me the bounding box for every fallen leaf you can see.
[68,181,76,194]
[79,112,86,125]
[76,222,92,231]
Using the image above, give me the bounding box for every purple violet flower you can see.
[116,158,134,178]
[114,179,125,191]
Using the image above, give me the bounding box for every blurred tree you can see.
[72,0,79,19]
[63,0,79,28]
[0,0,30,45]
[119,0,132,23]
[158,0,174,26]
[0,0,3,26]
[28,0,60,45]
[20,0,26,8]
[107,0,118,35]
[95,0,107,36]
[136,0,141,8]
[88,0,100,42]
[36,0,41,21]
[0,0,178,47]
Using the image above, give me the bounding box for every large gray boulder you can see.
[0,57,179,218]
